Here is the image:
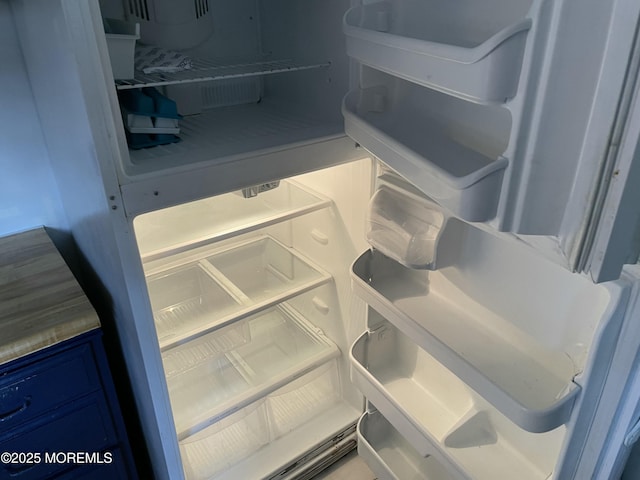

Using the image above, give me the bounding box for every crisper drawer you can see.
[0,394,118,480]
[0,344,101,432]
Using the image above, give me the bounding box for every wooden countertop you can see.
[0,227,100,365]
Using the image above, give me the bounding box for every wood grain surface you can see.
[0,227,100,364]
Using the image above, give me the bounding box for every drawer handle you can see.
[0,396,32,422]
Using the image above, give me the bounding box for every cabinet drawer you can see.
[0,344,101,430]
[54,449,129,480]
[0,394,117,480]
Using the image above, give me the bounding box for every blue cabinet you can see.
[0,331,137,479]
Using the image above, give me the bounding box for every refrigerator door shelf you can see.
[343,1,532,104]
[357,409,458,480]
[166,304,340,439]
[146,235,332,350]
[181,361,357,480]
[342,85,509,222]
[351,248,620,432]
[350,323,564,480]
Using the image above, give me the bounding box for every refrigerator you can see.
[6,0,640,478]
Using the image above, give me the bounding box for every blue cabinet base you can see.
[0,330,138,479]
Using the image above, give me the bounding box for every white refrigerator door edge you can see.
[557,265,640,479]
[581,4,640,283]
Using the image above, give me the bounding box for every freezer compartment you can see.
[165,304,340,439]
[145,235,332,349]
[125,99,344,178]
[350,320,565,480]
[358,409,457,480]
[343,0,533,103]
[343,69,510,221]
[351,244,620,432]
[180,360,352,480]
[134,179,331,261]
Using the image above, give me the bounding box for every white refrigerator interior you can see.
[6,0,640,478]
[133,160,373,479]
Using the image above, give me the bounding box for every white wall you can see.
[0,2,68,237]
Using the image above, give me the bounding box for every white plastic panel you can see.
[358,410,457,480]
[351,217,623,432]
[343,0,533,103]
[145,235,331,349]
[343,68,510,221]
[350,319,565,480]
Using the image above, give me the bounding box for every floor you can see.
[313,450,377,480]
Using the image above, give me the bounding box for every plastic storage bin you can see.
[358,409,456,480]
[367,185,446,269]
[104,19,140,80]
[180,401,270,480]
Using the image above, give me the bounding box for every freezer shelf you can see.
[350,320,564,480]
[134,179,331,261]
[353,249,595,432]
[146,235,332,349]
[342,70,510,222]
[343,0,532,104]
[124,99,343,178]
[358,409,457,480]
[115,57,330,90]
[181,361,356,480]
[166,305,340,439]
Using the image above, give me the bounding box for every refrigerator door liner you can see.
[343,0,533,103]
[146,235,332,349]
[342,74,510,221]
[351,229,621,432]
[350,319,565,480]
[358,409,458,480]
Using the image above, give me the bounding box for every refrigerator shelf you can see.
[166,305,339,440]
[180,361,357,480]
[147,235,332,350]
[123,99,343,180]
[115,57,331,91]
[350,321,564,480]
[135,179,331,261]
[342,78,510,221]
[343,0,532,104]
[357,409,458,480]
[352,249,588,433]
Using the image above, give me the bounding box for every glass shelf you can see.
[145,235,332,350]
[166,305,339,439]
[135,179,330,261]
